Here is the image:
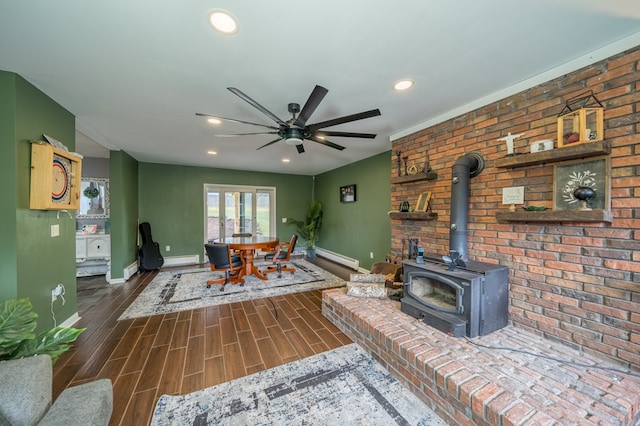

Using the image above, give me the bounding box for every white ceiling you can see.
[1,1,640,175]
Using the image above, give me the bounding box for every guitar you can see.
[138,222,164,271]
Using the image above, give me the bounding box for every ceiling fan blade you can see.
[256,137,284,150]
[196,113,280,131]
[296,143,305,154]
[295,85,328,126]
[315,130,377,139]
[308,135,345,151]
[307,108,381,131]
[227,87,289,127]
[215,132,279,137]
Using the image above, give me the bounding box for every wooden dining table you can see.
[222,235,279,280]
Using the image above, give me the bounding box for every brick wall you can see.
[390,46,640,369]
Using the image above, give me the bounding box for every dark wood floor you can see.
[54,257,354,426]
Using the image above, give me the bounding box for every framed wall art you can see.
[340,184,356,203]
[414,192,432,212]
[553,156,610,211]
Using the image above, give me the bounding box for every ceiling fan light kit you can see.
[197,85,381,154]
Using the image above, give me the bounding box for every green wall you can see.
[138,162,313,263]
[109,151,139,280]
[0,72,18,302]
[0,71,77,330]
[315,151,392,270]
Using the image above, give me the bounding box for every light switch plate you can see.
[51,224,60,237]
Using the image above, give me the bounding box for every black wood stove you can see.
[401,256,509,337]
[400,151,509,337]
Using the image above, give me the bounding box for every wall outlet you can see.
[282,217,287,223]
[370,252,374,259]
[51,284,64,303]
[51,224,59,237]
[165,245,171,252]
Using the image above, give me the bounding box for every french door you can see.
[204,184,275,243]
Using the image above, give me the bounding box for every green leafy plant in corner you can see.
[0,298,84,364]
[287,199,323,256]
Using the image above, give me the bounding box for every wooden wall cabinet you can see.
[30,142,83,210]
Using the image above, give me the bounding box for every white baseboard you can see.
[124,261,138,279]
[60,313,81,327]
[315,247,360,270]
[163,254,200,267]
[108,261,139,284]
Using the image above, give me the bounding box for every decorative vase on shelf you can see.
[573,186,596,211]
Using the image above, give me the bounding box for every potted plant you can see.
[0,298,84,364]
[287,199,323,259]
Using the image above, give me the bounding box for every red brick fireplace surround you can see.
[323,289,640,425]
[389,45,640,370]
[324,45,640,425]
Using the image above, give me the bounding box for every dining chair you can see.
[262,234,297,278]
[204,244,245,291]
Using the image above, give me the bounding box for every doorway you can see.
[204,184,276,243]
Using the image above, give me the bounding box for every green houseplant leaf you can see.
[287,200,323,251]
[0,298,37,358]
[0,298,84,364]
[11,326,85,364]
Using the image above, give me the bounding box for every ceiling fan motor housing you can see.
[285,127,304,145]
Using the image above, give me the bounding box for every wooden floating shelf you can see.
[390,171,438,184]
[388,212,438,221]
[495,209,612,224]
[495,140,611,169]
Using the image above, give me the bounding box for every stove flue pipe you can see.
[449,151,484,261]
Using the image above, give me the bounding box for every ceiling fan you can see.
[197,85,381,154]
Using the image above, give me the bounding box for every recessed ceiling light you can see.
[208,10,238,35]
[282,158,290,163]
[393,79,414,91]
[207,150,217,155]
[207,117,221,125]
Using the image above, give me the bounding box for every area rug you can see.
[151,343,447,425]
[118,259,345,320]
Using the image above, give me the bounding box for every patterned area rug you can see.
[118,259,345,320]
[151,343,447,425]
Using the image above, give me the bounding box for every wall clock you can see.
[30,142,83,210]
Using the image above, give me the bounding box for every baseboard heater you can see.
[315,247,360,270]
[163,254,200,267]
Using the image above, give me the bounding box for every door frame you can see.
[203,183,276,244]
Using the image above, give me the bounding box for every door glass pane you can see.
[206,190,220,243]
[225,191,253,235]
[256,191,271,236]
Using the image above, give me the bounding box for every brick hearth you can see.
[322,288,640,426]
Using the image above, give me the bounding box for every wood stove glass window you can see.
[406,272,466,314]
